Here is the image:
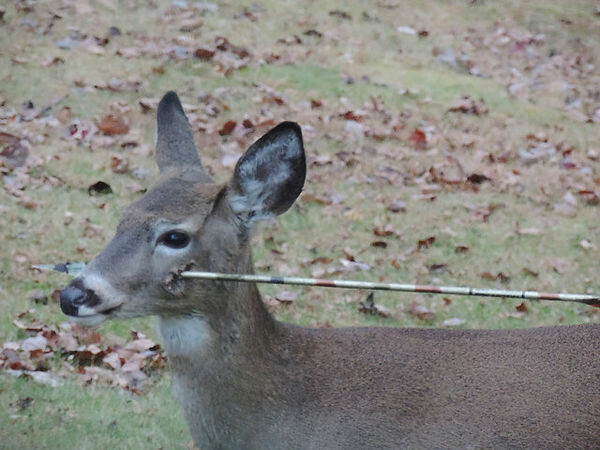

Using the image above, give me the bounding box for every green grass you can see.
[0,376,188,450]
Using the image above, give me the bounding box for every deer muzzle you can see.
[60,278,103,318]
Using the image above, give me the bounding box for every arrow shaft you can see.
[181,271,600,306]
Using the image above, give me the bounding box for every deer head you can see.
[59,91,306,325]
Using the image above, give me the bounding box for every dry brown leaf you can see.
[219,120,237,136]
[275,291,297,304]
[97,115,129,135]
[358,293,390,318]
[408,128,426,150]
[110,154,129,173]
[515,302,529,313]
[124,338,157,353]
[417,236,435,250]
[406,301,434,320]
[386,201,406,213]
[373,225,401,237]
[448,97,488,115]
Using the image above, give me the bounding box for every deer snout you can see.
[60,278,101,317]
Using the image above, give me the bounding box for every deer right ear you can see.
[227,122,306,225]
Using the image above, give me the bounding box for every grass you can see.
[0,376,188,449]
[1,0,599,447]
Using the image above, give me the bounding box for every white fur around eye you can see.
[154,222,197,254]
[155,244,193,258]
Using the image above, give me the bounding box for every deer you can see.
[59,91,600,449]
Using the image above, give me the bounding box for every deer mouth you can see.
[70,303,123,326]
[60,275,128,325]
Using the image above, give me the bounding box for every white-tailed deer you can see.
[60,91,599,449]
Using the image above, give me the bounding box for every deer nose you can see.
[60,279,101,316]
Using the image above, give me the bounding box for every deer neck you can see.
[158,270,282,440]
[158,264,276,367]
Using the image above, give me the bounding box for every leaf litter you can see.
[1,312,166,393]
[1,0,599,405]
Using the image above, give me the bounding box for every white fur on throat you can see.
[159,315,211,358]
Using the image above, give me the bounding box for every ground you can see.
[0,0,599,448]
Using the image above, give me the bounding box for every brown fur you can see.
[60,92,600,449]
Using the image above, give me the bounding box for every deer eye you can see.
[158,231,190,249]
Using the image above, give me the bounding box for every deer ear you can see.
[156,91,210,180]
[227,122,305,224]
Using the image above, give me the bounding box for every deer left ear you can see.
[156,91,211,182]
[227,122,305,224]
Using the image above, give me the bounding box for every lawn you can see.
[1,0,599,447]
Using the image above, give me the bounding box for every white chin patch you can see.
[71,314,108,327]
[77,305,101,317]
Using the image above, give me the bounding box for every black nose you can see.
[59,279,100,316]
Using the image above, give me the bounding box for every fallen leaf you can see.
[57,333,78,352]
[180,18,203,32]
[15,397,34,411]
[219,120,237,136]
[371,241,388,248]
[497,272,510,284]
[116,47,141,58]
[275,291,297,304]
[0,141,28,169]
[341,110,363,122]
[42,56,65,67]
[263,295,281,309]
[442,318,465,327]
[409,128,426,150]
[121,353,146,373]
[522,267,539,277]
[329,10,352,20]
[480,271,511,283]
[138,97,159,113]
[427,263,448,273]
[22,335,47,352]
[103,352,122,370]
[515,302,529,313]
[340,259,371,272]
[578,190,600,206]
[397,25,417,35]
[373,225,400,237]
[358,293,390,318]
[386,201,406,213]
[417,236,435,250]
[110,154,129,173]
[515,227,543,236]
[312,154,332,166]
[406,301,434,320]
[71,325,102,345]
[563,191,578,207]
[97,115,129,135]
[448,97,488,115]
[195,47,215,60]
[480,272,496,281]
[466,173,491,184]
[88,181,113,195]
